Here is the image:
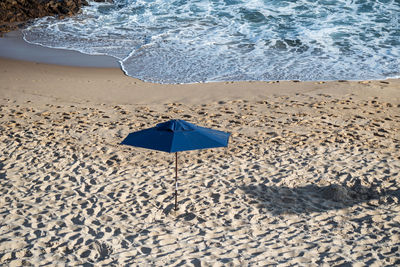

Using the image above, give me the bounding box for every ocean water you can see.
[22,0,400,84]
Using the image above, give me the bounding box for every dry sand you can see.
[1,57,400,266]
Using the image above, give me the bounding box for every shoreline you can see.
[1,32,399,105]
[1,31,399,86]
[1,30,400,266]
[1,56,399,106]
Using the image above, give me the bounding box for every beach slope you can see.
[1,57,400,265]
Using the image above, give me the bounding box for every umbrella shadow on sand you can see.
[241,181,400,215]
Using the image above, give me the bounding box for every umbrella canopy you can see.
[121,119,230,211]
[121,119,230,152]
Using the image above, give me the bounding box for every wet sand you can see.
[0,31,119,68]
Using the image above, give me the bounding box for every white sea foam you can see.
[22,0,400,83]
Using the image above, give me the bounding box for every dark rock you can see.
[0,0,90,34]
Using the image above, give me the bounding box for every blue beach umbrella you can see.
[121,119,230,210]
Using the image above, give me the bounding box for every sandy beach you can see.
[1,51,400,265]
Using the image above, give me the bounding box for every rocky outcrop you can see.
[0,0,89,34]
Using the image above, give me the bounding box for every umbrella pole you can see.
[175,152,178,211]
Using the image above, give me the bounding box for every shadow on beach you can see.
[0,160,5,179]
[241,182,400,215]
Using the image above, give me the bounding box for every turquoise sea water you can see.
[23,0,400,83]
